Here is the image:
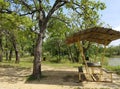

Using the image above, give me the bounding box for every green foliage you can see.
[65,1,73,8]
[43,14,71,62]
[69,0,106,30]
[106,45,120,57]
[43,37,68,62]
[0,0,35,57]
[0,0,10,9]
[48,13,70,38]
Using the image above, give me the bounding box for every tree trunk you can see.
[13,42,20,63]
[9,48,12,61]
[82,41,91,60]
[67,46,74,62]
[74,44,79,62]
[15,50,19,63]
[6,51,9,61]
[0,53,2,62]
[32,33,43,79]
[21,44,24,57]
[57,41,61,62]
[5,38,9,61]
[0,36,3,62]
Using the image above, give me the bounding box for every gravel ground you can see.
[0,65,120,89]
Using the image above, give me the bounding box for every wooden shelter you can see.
[66,27,120,82]
[66,27,120,45]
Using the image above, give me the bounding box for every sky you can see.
[100,0,120,46]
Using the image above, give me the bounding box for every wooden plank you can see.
[101,68,113,82]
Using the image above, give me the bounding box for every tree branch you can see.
[20,0,32,11]
[45,0,68,24]
[33,0,38,10]
[38,0,45,19]
[0,9,13,14]
[19,9,38,16]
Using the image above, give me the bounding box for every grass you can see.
[105,65,120,75]
[0,56,82,69]
[0,56,33,68]
[42,55,83,68]
[0,56,120,75]
[42,60,82,68]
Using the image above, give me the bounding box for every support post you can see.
[76,40,96,81]
[76,41,89,73]
[100,43,107,81]
[101,45,106,67]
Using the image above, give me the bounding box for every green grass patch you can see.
[0,56,33,68]
[0,56,82,69]
[42,60,82,68]
[42,56,82,68]
[105,66,120,75]
[1,56,119,76]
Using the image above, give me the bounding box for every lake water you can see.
[108,57,120,66]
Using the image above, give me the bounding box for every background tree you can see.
[106,45,120,57]
[0,0,33,63]
[45,13,70,62]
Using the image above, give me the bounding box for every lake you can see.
[108,57,120,66]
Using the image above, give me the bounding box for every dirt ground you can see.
[0,64,120,89]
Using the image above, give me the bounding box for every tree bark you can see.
[6,51,9,61]
[32,33,43,79]
[0,35,3,62]
[74,44,79,62]
[15,50,19,63]
[82,41,91,60]
[13,41,20,63]
[9,48,12,61]
[67,46,74,62]
[57,41,61,62]
[0,53,2,62]
[5,38,9,61]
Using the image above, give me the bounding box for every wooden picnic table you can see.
[78,62,113,82]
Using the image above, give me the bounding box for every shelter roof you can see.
[66,27,120,45]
